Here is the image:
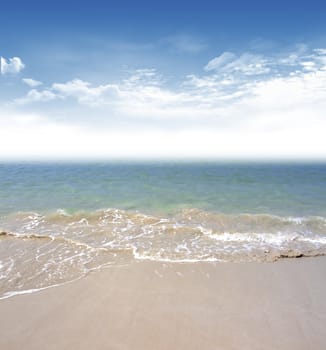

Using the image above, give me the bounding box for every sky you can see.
[1,0,326,160]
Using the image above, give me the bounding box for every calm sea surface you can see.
[1,162,325,216]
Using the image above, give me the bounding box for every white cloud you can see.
[314,48,326,54]
[226,53,270,75]
[3,46,326,159]
[52,79,119,105]
[123,68,163,87]
[0,56,25,75]
[22,78,43,87]
[15,89,57,104]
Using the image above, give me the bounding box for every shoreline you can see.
[1,257,326,349]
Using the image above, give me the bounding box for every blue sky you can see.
[1,0,326,160]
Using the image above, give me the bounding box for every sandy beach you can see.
[1,257,326,350]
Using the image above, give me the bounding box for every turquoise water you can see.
[0,162,325,216]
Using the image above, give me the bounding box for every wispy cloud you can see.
[22,78,43,87]
[205,52,270,75]
[0,56,25,75]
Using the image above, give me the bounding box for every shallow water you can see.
[0,162,326,298]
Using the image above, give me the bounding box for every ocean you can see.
[1,162,326,298]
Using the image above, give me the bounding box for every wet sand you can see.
[1,258,326,350]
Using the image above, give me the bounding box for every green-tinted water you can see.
[0,162,325,217]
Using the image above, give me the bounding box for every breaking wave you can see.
[1,208,326,299]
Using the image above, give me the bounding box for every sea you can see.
[1,162,326,299]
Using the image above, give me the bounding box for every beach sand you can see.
[0,258,326,350]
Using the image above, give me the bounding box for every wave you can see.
[1,208,326,299]
[3,208,326,233]
[1,208,326,258]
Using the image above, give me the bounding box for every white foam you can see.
[300,236,326,244]
[57,208,71,216]
[206,231,326,246]
[175,243,191,253]
[0,277,82,301]
[285,217,305,224]
[132,247,222,263]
